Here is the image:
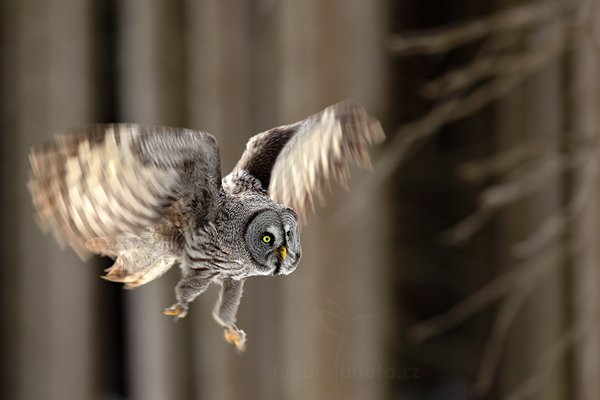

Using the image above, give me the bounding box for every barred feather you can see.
[28,124,221,259]
[232,100,385,220]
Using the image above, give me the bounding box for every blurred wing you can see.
[28,124,221,258]
[233,100,385,219]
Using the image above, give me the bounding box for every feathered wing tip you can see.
[28,152,90,259]
[269,100,386,222]
[27,125,183,260]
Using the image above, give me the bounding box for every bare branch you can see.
[459,137,556,183]
[408,246,561,344]
[376,75,523,190]
[333,0,576,229]
[511,160,598,258]
[388,2,567,56]
[511,212,567,259]
[458,129,596,182]
[333,74,527,229]
[501,312,600,400]
[422,24,566,98]
[512,155,597,258]
[445,146,594,244]
[440,207,496,245]
[474,291,529,397]
[479,157,561,209]
[451,76,524,122]
[443,157,562,245]
[458,135,559,183]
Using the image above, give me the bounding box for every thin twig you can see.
[458,133,595,183]
[332,0,574,229]
[459,138,557,183]
[388,2,567,56]
[377,75,523,191]
[479,157,561,209]
[422,24,565,98]
[511,212,567,259]
[408,246,561,343]
[474,290,529,397]
[444,147,593,245]
[442,157,561,245]
[440,207,497,245]
[332,73,530,229]
[501,312,600,400]
[512,154,597,258]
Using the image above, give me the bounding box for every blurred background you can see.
[1,0,599,399]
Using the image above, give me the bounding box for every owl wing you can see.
[29,124,222,258]
[232,100,385,219]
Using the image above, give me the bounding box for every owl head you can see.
[244,208,301,276]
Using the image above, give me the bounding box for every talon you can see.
[224,326,247,352]
[162,303,188,319]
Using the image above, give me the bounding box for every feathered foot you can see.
[163,303,188,320]
[224,325,247,352]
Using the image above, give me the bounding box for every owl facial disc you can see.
[244,208,301,276]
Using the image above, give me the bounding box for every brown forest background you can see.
[1,0,599,399]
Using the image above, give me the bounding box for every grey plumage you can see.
[28,100,385,351]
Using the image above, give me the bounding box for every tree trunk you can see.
[118,1,192,399]
[1,1,96,399]
[278,1,388,400]
[566,0,600,397]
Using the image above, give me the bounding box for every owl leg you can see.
[163,270,214,320]
[212,278,246,352]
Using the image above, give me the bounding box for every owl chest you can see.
[184,224,244,276]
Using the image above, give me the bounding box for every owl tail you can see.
[102,256,176,289]
[87,235,178,289]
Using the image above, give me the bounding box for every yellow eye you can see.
[262,234,272,244]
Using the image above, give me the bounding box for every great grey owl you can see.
[28,100,385,351]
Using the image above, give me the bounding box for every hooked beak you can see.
[273,245,288,276]
[277,245,287,261]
